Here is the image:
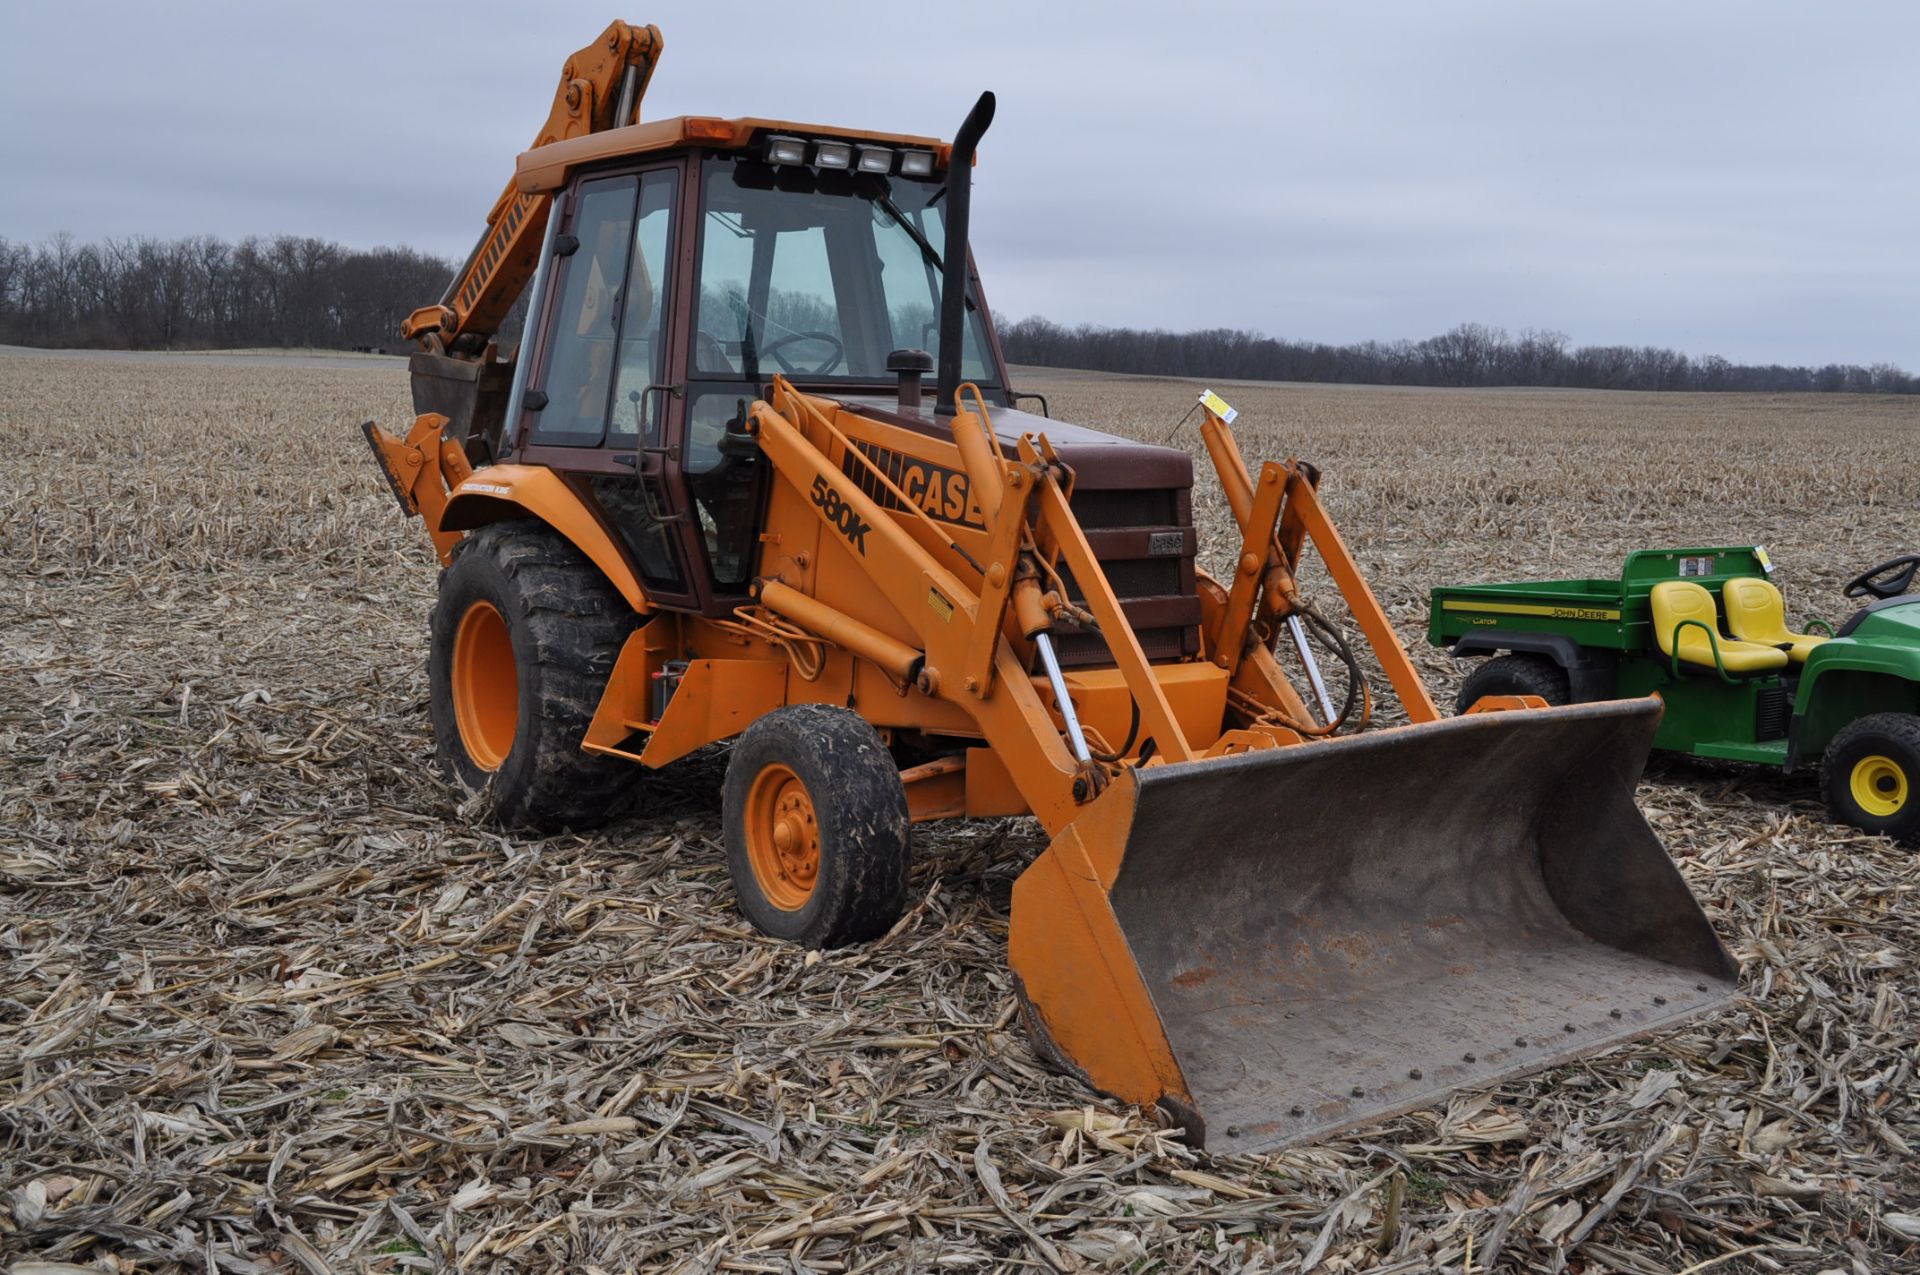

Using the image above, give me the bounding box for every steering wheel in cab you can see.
[1844,554,1920,601]
[761,331,846,376]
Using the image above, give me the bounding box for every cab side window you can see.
[531,169,678,447]
[608,174,679,447]
[531,179,632,446]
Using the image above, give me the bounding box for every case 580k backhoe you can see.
[364,20,1735,1150]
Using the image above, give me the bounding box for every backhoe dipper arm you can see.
[401,21,663,351]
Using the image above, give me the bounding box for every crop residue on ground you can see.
[3,351,1917,1270]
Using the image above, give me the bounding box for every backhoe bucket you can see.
[1010,698,1736,1153]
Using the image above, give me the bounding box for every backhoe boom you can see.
[401,20,663,352]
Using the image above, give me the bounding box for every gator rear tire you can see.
[429,520,637,831]
[1821,713,1920,845]
[1453,653,1571,715]
[723,705,911,948]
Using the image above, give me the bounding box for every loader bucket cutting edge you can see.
[1009,697,1737,1153]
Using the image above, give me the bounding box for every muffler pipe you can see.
[935,91,996,416]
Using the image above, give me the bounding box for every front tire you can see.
[429,520,636,830]
[1821,713,1920,845]
[722,705,911,947]
[1453,653,1572,714]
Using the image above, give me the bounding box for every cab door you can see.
[510,162,700,609]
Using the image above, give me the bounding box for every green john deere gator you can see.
[1429,548,1920,844]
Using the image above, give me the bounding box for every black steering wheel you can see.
[1844,554,1920,600]
[761,331,845,376]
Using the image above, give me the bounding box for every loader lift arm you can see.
[401,20,663,353]
[745,375,1436,838]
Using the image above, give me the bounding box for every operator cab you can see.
[501,118,1008,614]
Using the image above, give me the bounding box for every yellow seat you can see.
[1650,581,1790,675]
[1723,576,1830,664]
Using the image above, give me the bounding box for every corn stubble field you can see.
[3,349,1917,1274]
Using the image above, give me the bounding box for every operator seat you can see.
[1650,581,1789,675]
[1723,577,1830,663]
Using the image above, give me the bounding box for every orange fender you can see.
[441,465,650,614]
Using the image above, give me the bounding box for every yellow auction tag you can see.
[1199,389,1238,424]
[1754,545,1774,574]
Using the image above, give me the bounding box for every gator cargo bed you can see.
[1428,547,1772,654]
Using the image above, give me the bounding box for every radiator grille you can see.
[1053,486,1200,667]
[1062,555,1183,598]
[1071,487,1177,529]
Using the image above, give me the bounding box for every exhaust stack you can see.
[935,91,995,416]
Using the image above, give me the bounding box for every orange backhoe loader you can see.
[364,21,1736,1150]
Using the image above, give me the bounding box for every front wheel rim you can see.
[452,600,518,771]
[744,763,821,911]
[1851,754,1908,819]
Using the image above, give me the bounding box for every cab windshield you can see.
[691,156,997,388]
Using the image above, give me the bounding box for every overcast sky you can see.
[3,1,1913,366]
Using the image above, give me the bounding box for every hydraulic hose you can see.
[1298,600,1369,734]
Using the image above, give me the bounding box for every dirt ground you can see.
[3,349,1917,1272]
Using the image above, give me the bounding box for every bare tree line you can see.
[1,232,1911,394]
[1001,317,1919,395]
[0,233,454,351]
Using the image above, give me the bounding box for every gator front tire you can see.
[1453,653,1572,715]
[429,521,636,831]
[1821,713,1920,845]
[722,705,911,947]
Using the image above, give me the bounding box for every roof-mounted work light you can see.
[764,134,808,166]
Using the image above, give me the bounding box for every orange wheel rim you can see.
[452,600,517,771]
[744,763,820,911]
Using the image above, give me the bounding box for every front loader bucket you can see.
[1009,698,1736,1153]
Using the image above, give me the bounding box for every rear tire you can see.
[1821,713,1920,845]
[723,705,911,947]
[1454,653,1571,714]
[429,520,636,831]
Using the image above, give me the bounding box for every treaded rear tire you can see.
[1453,653,1572,714]
[429,520,637,831]
[1821,712,1920,846]
[723,705,911,948]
